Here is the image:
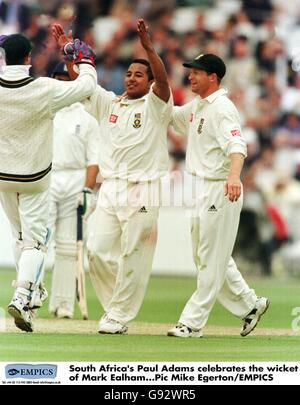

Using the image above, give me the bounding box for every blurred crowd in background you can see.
[2,0,300,276]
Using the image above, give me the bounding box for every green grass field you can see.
[1,268,300,361]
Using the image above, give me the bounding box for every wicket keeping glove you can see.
[0,35,8,46]
[77,187,96,220]
[63,39,96,67]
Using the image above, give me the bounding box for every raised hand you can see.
[52,23,95,67]
[52,23,73,49]
[64,39,96,65]
[136,18,170,102]
[137,19,154,52]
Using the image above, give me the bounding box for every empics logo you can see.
[7,368,19,376]
[5,364,57,380]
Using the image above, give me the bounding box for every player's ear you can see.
[212,73,218,83]
[24,52,31,64]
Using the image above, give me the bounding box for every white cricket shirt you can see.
[172,88,247,180]
[0,64,96,192]
[86,84,173,182]
[52,102,99,170]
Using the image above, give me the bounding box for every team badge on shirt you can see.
[197,118,205,134]
[133,113,142,128]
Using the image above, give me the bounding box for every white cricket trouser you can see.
[179,179,257,330]
[0,190,50,297]
[48,170,85,316]
[88,179,159,324]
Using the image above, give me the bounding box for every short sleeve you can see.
[146,85,173,125]
[86,113,100,166]
[85,84,117,122]
[217,108,247,157]
[171,102,193,135]
[51,64,97,115]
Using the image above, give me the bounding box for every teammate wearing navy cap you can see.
[168,53,269,338]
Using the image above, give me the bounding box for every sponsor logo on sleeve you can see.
[109,114,118,123]
[231,129,241,137]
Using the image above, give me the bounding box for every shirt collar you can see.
[199,88,228,105]
[118,83,154,105]
[1,65,32,79]
[119,94,147,106]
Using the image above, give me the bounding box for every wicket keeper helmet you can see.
[51,61,70,78]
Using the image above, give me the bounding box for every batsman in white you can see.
[0,33,97,332]
[53,19,173,334]
[168,54,269,338]
[48,62,99,319]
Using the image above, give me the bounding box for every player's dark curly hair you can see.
[2,34,33,65]
[131,58,154,81]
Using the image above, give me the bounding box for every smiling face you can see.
[125,63,153,99]
[188,68,218,98]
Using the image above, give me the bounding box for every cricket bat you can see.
[76,204,88,320]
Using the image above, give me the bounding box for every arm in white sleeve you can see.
[147,85,173,125]
[171,102,193,135]
[217,109,247,157]
[86,114,100,166]
[51,64,97,114]
[84,84,116,121]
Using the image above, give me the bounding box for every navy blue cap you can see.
[51,61,70,78]
[183,53,226,79]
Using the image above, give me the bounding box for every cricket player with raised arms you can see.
[51,19,173,334]
[88,19,173,334]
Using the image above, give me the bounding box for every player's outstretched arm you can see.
[137,19,170,103]
[51,23,78,80]
[52,23,73,48]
